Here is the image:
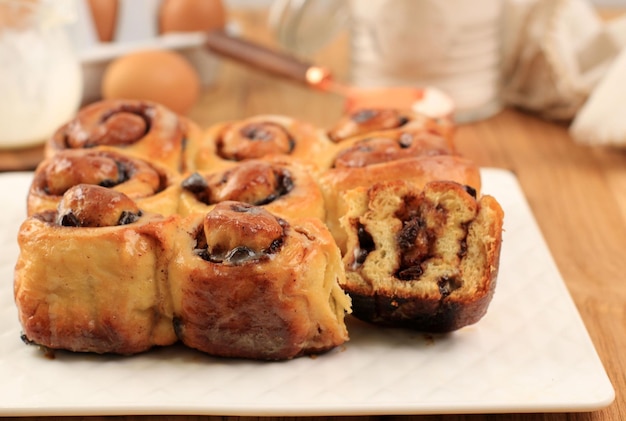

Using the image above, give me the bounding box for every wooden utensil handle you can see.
[204,30,313,85]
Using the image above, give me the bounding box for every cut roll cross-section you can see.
[340,180,504,332]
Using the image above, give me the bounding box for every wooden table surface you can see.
[2,6,625,421]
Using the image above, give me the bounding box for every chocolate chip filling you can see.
[253,170,294,206]
[181,172,210,203]
[59,211,80,227]
[398,132,414,148]
[395,216,432,280]
[196,239,282,265]
[438,275,462,297]
[58,209,142,227]
[98,161,131,188]
[352,222,375,269]
[463,185,477,199]
[396,265,424,280]
[183,169,295,207]
[394,196,445,281]
[118,210,142,225]
[193,213,287,265]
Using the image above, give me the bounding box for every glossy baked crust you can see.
[27,149,180,216]
[14,99,504,359]
[187,114,336,172]
[330,128,455,169]
[177,156,325,220]
[326,108,455,146]
[339,180,504,332]
[14,186,179,354]
[169,202,351,360]
[45,98,201,172]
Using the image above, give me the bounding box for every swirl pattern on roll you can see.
[188,115,335,172]
[13,98,505,359]
[27,149,178,216]
[169,201,351,360]
[327,108,455,146]
[46,99,196,172]
[178,157,325,220]
[331,129,455,169]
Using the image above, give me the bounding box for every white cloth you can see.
[502,0,626,146]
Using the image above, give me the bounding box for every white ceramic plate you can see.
[0,169,614,417]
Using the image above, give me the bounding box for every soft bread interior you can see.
[340,180,503,304]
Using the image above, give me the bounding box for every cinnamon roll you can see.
[46,98,197,172]
[169,201,351,360]
[188,114,335,172]
[327,108,455,146]
[14,185,179,354]
[340,180,504,332]
[319,155,482,253]
[27,149,180,216]
[331,128,454,169]
[178,157,325,220]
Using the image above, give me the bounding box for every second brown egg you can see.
[159,0,226,34]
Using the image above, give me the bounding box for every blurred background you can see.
[1,0,625,153]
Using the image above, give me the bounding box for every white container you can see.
[0,0,83,148]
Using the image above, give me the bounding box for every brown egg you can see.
[159,0,226,34]
[87,0,118,42]
[101,49,200,115]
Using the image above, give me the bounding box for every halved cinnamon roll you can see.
[46,98,198,172]
[319,155,482,253]
[15,185,179,355]
[27,149,180,216]
[188,114,335,172]
[169,201,351,360]
[327,108,455,146]
[178,157,325,220]
[339,180,504,332]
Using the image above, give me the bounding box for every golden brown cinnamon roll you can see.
[178,157,325,220]
[188,114,335,172]
[331,129,454,169]
[327,108,455,146]
[169,201,351,360]
[339,180,503,332]
[45,98,198,172]
[27,149,180,216]
[14,185,179,355]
